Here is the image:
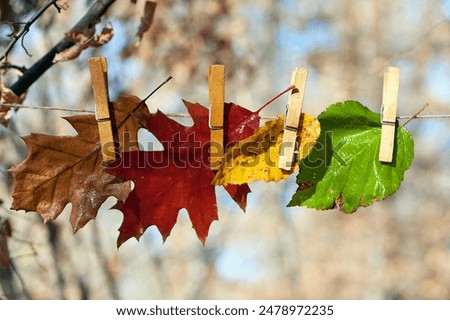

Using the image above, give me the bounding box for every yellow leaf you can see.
[213,113,320,186]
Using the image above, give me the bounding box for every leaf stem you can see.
[120,75,173,129]
[142,76,173,103]
[254,84,295,114]
[130,75,173,116]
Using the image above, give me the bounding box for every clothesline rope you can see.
[1,103,449,120]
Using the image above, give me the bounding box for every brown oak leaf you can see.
[10,95,148,232]
[53,25,114,63]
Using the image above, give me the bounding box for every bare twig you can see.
[0,63,27,74]
[401,103,430,127]
[53,1,63,13]
[0,0,60,61]
[9,0,117,97]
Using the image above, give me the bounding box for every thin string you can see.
[0,103,95,113]
[397,114,450,119]
[1,103,449,121]
[260,114,450,120]
[400,103,429,127]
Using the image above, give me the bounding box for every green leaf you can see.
[288,100,414,213]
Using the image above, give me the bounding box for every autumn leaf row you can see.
[9,96,414,247]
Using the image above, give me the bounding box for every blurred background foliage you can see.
[0,0,450,299]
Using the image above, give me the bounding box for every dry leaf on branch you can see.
[92,25,114,47]
[136,1,156,45]
[56,0,70,10]
[10,95,148,232]
[0,84,25,126]
[53,25,114,63]
[122,1,156,56]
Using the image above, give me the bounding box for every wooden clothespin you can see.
[278,67,308,170]
[89,57,117,162]
[379,66,400,163]
[209,64,225,170]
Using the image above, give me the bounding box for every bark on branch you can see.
[10,0,116,96]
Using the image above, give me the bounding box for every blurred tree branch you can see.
[9,0,117,96]
[0,0,60,62]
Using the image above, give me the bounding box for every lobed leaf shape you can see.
[10,95,149,231]
[108,101,260,246]
[288,100,414,213]
[213,113,320,186]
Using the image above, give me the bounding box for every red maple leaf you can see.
[109,101,260,246]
